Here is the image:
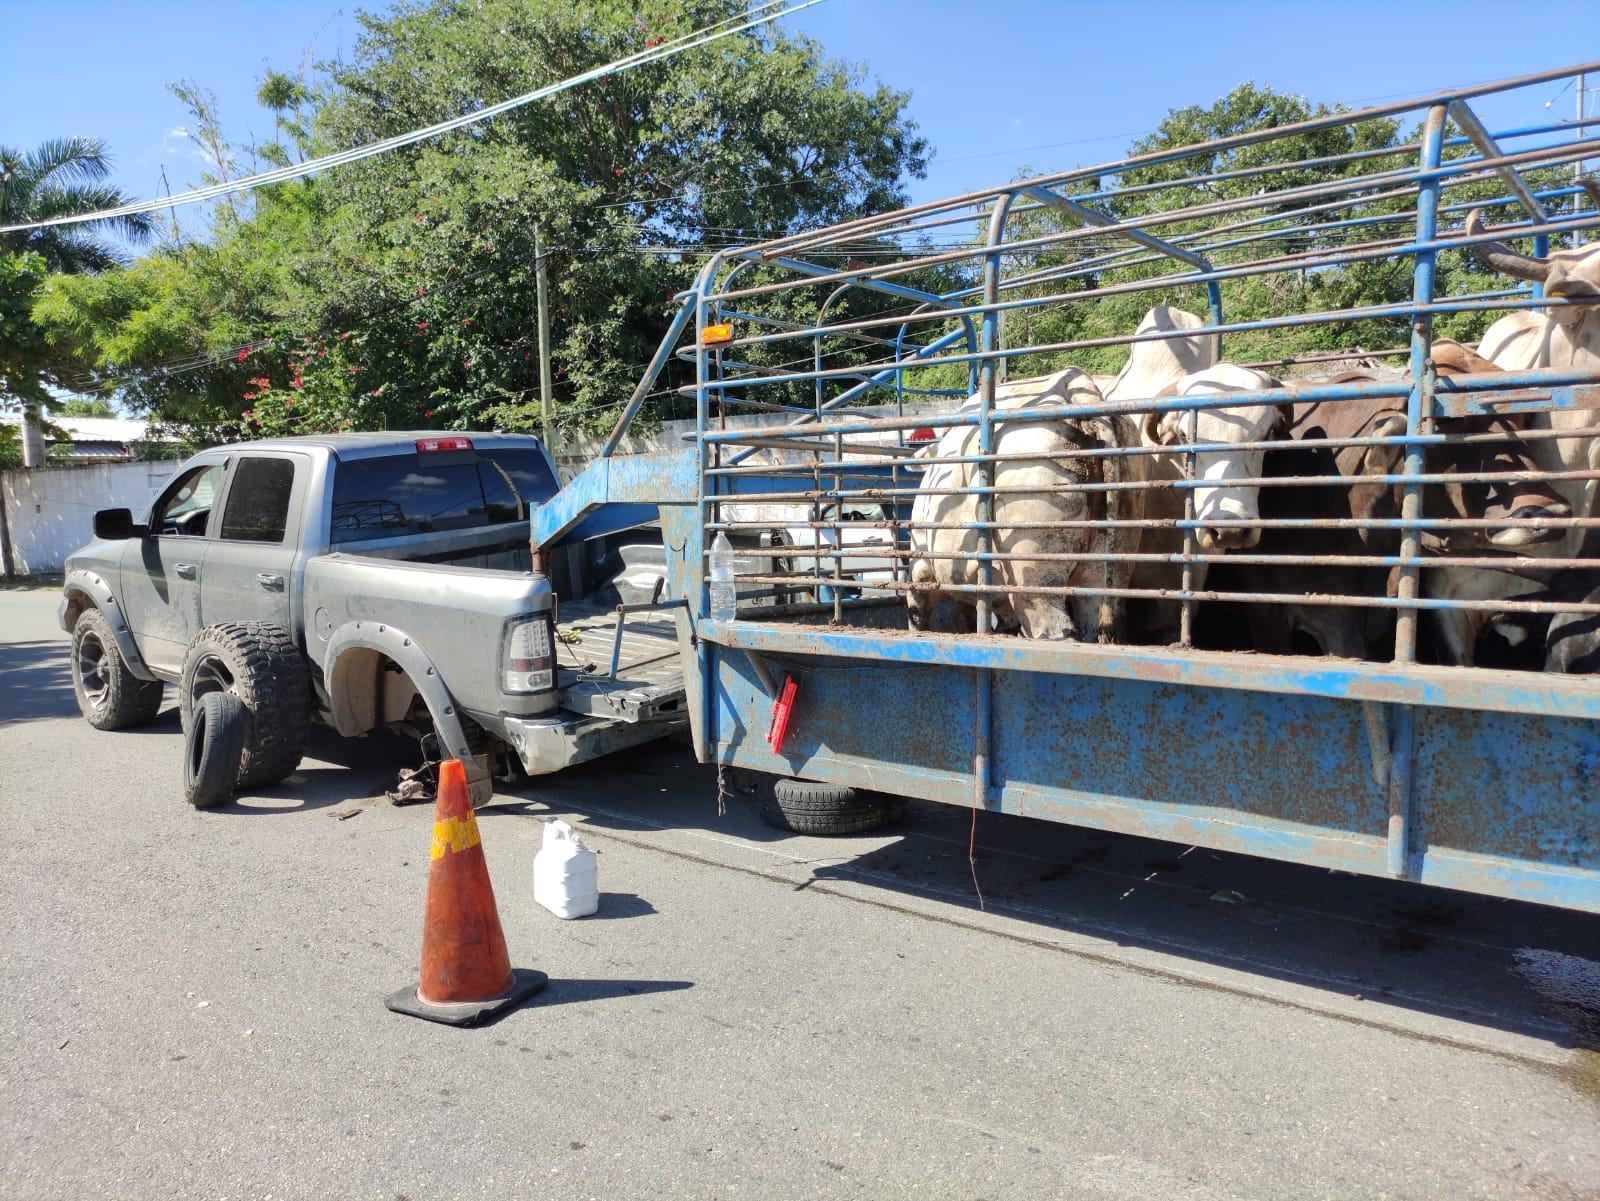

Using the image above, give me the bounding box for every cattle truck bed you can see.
[534,61,1600,914]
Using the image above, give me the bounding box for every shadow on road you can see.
[531,977,693,1008]
[221,726,429,811]
[586,893,658,920]
[490,738,1600,1065]
[0,639,76,723]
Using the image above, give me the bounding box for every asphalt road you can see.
[3,585,1598,1201]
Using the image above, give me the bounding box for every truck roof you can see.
[232,430,545,460]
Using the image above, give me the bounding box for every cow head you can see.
[1463,180,1600,329]
[1429,339,1571,548]
[1144,365,1287,551]
[1427,414,1571,549]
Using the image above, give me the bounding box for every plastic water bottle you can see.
[533,819,599,919]
[708,530,737,620]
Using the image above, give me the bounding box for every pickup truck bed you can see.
[552,596,687,725]
[500,592,689,776]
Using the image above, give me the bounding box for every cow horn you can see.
[1581,176,1600,211]
[1462,208,1550,282]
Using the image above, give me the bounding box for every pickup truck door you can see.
[117,457,227,675]
[199,451,310,636]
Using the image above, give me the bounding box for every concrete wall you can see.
[1,460,183,576]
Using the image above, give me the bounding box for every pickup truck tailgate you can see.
[553,597,686,723]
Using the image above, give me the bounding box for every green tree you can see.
[0,138,154,450]
[984,82,1561,382]
[58,396,116,416]
[0,138,154,272]
[303,0,930,434]
[42,0,929,441]
[982,84,1418,380]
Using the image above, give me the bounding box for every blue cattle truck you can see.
[529,62,1600,913]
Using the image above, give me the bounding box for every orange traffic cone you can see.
[385,758,547,1025]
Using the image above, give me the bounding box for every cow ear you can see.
[1081,415,1116,450]
[1360,445,1403,476]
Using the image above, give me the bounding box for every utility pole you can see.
[0,470,14,581]
[19,407,44,468]
[534,224,554,444]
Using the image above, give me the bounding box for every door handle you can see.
[175,562,198,579]
[257,573,285,591]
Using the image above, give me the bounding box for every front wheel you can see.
[70,608,164,730]
[180,623,311,788]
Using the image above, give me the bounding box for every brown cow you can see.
[1425,186,1600,663]
[1222,341,1570,660]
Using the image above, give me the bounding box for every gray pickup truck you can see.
[60,432,686,804]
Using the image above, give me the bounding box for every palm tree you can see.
[1,138,153,469]
[0,137,154,270]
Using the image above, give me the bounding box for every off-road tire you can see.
[759,777,906,836]
[184,691,247,809]
[180,623,311,788]
[71,607,164,730]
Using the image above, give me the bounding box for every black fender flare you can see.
[61,570,158,681]
[321,620,488,803]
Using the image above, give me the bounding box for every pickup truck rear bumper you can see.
[501,711,687,776]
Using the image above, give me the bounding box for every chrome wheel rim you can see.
[190,656,236,704]
[77,630,110,712]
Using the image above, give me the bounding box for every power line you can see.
[0,0,822,236]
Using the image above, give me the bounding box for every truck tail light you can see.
[503,615,554,693]
[416,436,474,452]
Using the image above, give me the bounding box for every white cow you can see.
[1102,306,1284,642]
[908,367,1144,641]
[1428,194,1600,664]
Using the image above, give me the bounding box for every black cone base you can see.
[384,967,548,1027]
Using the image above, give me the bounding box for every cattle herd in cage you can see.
[727,199,1600,677]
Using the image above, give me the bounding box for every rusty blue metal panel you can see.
[1410,707,1600,870]
[532,451,698,548]
[706,644,1600,912]
[708,622,1600,722]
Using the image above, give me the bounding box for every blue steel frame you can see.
[535,63,1600,913]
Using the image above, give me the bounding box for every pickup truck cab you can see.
[60,431,679,804]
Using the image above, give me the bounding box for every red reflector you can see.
[416,437,474,452]
[908,427,937,443]
[766,674,798,754]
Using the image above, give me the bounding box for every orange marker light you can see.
[701,323,734,347]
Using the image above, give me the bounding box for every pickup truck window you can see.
[479,450,558,523]
[329,448,557,544]
[156,463,224,537]
[220,457,297,543]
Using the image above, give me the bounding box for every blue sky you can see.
[1,0,1596,230]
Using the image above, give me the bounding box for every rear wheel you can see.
[180,623,311,788]
[70,607,164,730]
[759,777,906,836]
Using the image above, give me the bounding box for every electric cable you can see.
[0,0,822,236]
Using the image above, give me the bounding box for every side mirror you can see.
[93,508,137,540]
